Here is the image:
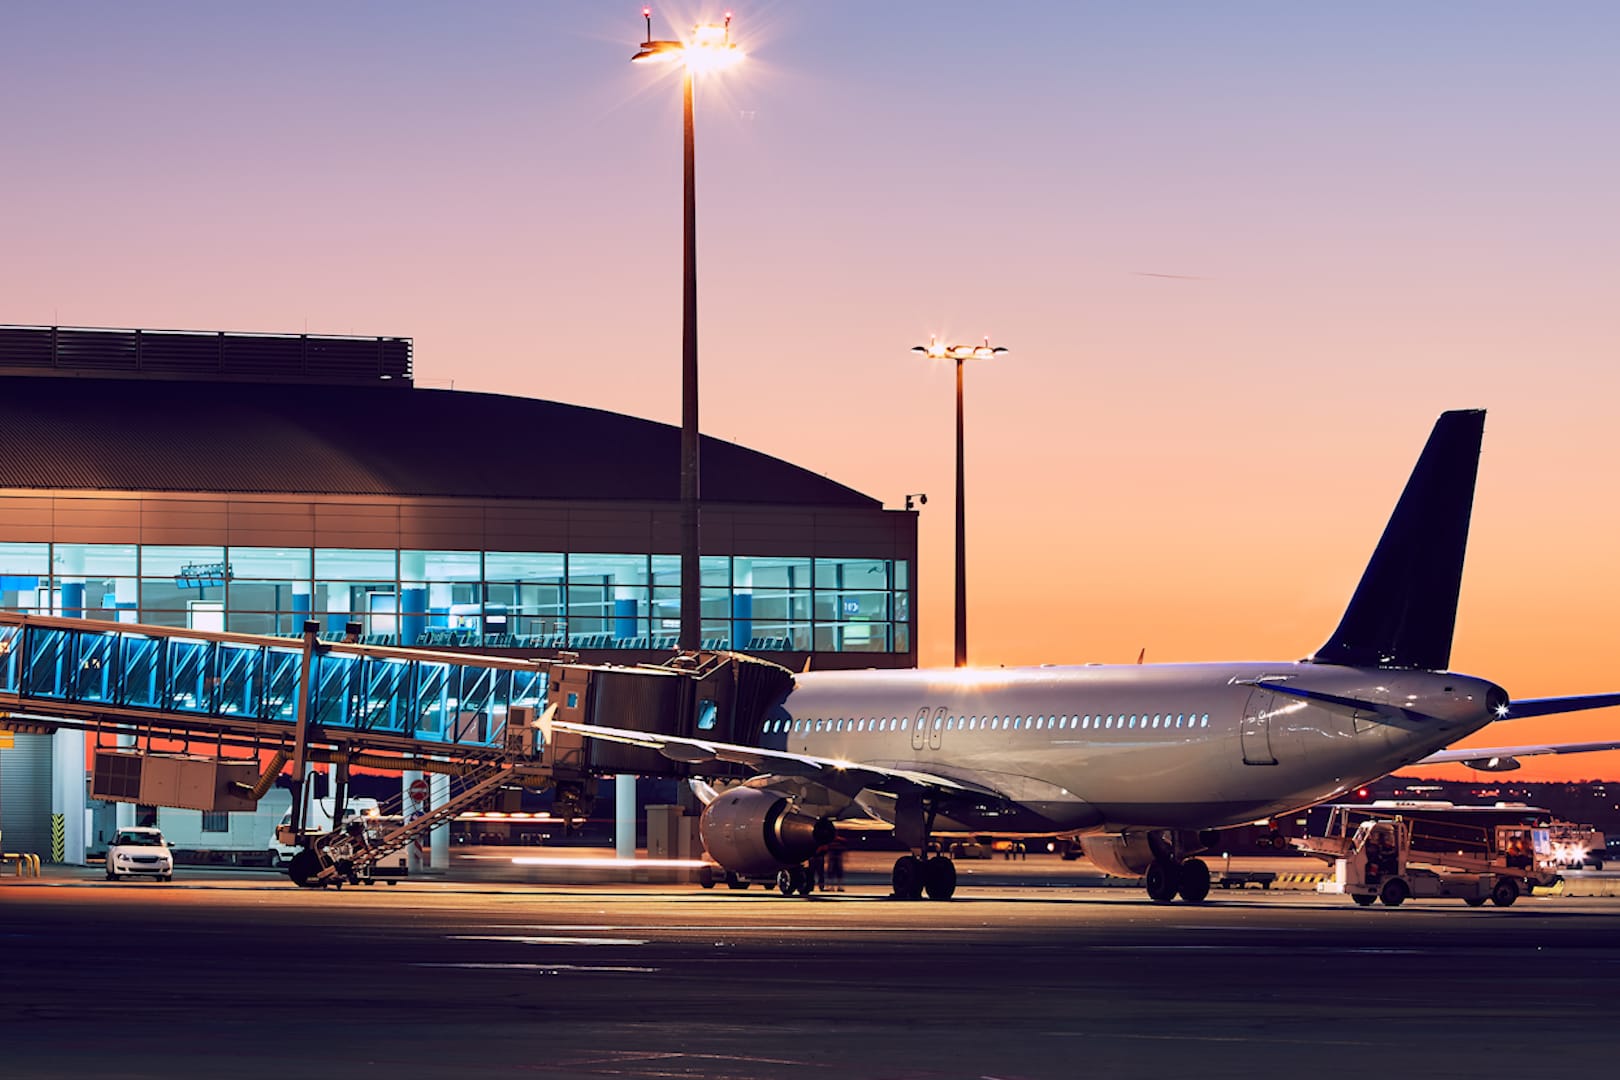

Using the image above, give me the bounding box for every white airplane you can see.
[555,410,1620,902]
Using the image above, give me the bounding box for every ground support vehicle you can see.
[1547,823,1606,870]
[1295,806,1559,908]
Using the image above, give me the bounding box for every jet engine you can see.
[699,787,835,876]
[1079,833,1157,878]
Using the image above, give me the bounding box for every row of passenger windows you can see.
[764,712,1213,735]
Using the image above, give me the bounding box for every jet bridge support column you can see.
[429,771,451,870]
[287,621,320,835]
[615,775,635,860]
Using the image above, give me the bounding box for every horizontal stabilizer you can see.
[1498,692,1620,720]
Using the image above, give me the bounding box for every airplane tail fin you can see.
[1311,409,1485,671]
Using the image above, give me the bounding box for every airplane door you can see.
[929,706,946,751]
[1241,689,1278,765]
[911,708,929,751]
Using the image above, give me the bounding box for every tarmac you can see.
[3,853,1618,1078]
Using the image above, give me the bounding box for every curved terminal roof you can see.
[0,377,878,507]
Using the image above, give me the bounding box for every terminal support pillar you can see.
[615,774,636,860]
[50,545,88,864]
[50,728,86,865]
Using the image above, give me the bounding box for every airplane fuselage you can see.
[763,662,1502,835]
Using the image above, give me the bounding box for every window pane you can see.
[228,547,311,580]
[815,557,889,590]
[315,548,396,580]
[50,543,138,621]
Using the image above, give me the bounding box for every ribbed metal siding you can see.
[0,734,53,855]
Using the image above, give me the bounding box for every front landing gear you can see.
[891,853,956,900]
[1144,856,1210,904]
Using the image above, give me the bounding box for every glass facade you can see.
[0,542,910,654]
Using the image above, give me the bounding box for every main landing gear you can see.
[891,852,956,901]
[1143,856,1210,904]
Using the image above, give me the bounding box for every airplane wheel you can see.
[1143,859,1177,903]
[794,866,814,897]
[1177,858,1210,904]
[776,869,795,896]
[1379,878,1408,907]
[725,871,750,890]
[1352,894,1377,907]
[923,855,957,901]
[698,866,716,890]
[1464,897,1487,907]
[1492,878,1519,907]
[891,855,925,900]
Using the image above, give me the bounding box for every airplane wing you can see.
[1416,739,1620,771]
[545,718,999,798]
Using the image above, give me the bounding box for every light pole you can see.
[911,338,1008,667]
[633,8,743,653]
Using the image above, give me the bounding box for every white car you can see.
[105,827,174,882]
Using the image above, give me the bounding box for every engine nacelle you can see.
[699,787,834,876]
[1080,833,1157,878]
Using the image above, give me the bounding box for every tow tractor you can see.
[1294,804,1561,908]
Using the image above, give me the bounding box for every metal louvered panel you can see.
[0,326,55,370]
[57,328,140,372]
[137,331,224,375]
[0,326,412,387]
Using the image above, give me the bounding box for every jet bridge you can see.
[0,611,793,882]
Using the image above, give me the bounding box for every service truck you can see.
[1295,804,1561,908]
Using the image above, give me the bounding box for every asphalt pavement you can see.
[3,860,1617,1079]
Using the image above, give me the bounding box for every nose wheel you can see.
[776,866,815,896]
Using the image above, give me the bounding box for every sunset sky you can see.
[2,3,1618,780]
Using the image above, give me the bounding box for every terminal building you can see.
[0,325,918,861]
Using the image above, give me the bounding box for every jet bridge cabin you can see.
[546,650,794,779]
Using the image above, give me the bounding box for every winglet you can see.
[1312,410,1484,670]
